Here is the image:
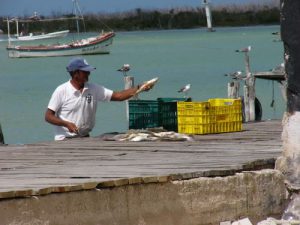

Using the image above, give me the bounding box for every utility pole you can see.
[276,0,300,191]
[202,0,214,32]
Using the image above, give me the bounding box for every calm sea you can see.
[0,25,284,144]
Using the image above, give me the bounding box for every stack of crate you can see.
[176,101,213,134]
[128,98,242,134]
[208,98,243,133]
[128,98,187,130]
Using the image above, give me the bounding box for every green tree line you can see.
[0,4,280,34]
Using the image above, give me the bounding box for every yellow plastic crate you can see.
[177,115,214,124]
[178,123,217,134]
[176,99,242,135]
[208,98,242,107]
[215,122,243,133]
[178,121,242,134]
[209,98,242,123]
[177,102,210,116]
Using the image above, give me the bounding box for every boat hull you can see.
[16,30,70,41]
[7,32,115,58]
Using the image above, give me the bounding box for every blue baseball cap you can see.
[66,57,96,72]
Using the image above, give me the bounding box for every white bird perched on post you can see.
[235,45,251,53]
[117,64,130,76]
[224,71,245,80]
[178,84,191,98]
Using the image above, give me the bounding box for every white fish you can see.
[112,130,193,142]
[136,77,159,94]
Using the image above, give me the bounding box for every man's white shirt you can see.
[48,81,113,140]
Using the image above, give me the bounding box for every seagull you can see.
[29,12,40,21]
[224,71,245,80]
[235,45,251,53]
[272,63,285,72]
[178,84,191,98]
[117,64,130,76]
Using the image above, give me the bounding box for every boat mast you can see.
[15,19,19,37]
[6,18,11,46]
[72,0,86,34]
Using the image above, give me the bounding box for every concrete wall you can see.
[0,169,287,225]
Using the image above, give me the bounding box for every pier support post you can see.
[275,0,300,190]
[244,77,256,122]
[228,81,240,99]
[124,76,137,123]
[0,123,4,145]
[245,51,256,121]
[241,49,256,122]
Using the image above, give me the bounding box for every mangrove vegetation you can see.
[0,3,280,34]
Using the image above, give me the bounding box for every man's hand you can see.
[65,121,79,134]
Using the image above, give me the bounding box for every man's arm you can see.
[111,82,154,101]
[110,86,140,101]
[45,108,78,133]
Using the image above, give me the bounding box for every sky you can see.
[0,0,278,17]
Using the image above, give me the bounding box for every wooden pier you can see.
[0,120,287,225]
[0,120,283,198]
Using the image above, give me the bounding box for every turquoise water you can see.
[0,25,284,144]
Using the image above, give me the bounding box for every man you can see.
[45,57,152,140]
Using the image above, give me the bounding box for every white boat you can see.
[7,31,115,58]
[5,0,115,58]
[15,30,69,41]
[6,14,70,42]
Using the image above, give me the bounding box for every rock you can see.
[232,218,253,225]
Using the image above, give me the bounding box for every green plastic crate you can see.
[128,98,192,130]
[160,101,178,131]
[128,100,160,129]
[158,98,191,131]
[157,97,188,102]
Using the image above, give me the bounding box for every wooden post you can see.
[228,81,240,99]
[243,85,250,122]
[245,52,250,77]
[247,77,256,121]
[124,76,137,123]
[124,76,134,90]
[0,123,4,145]
[243,51,256,122]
